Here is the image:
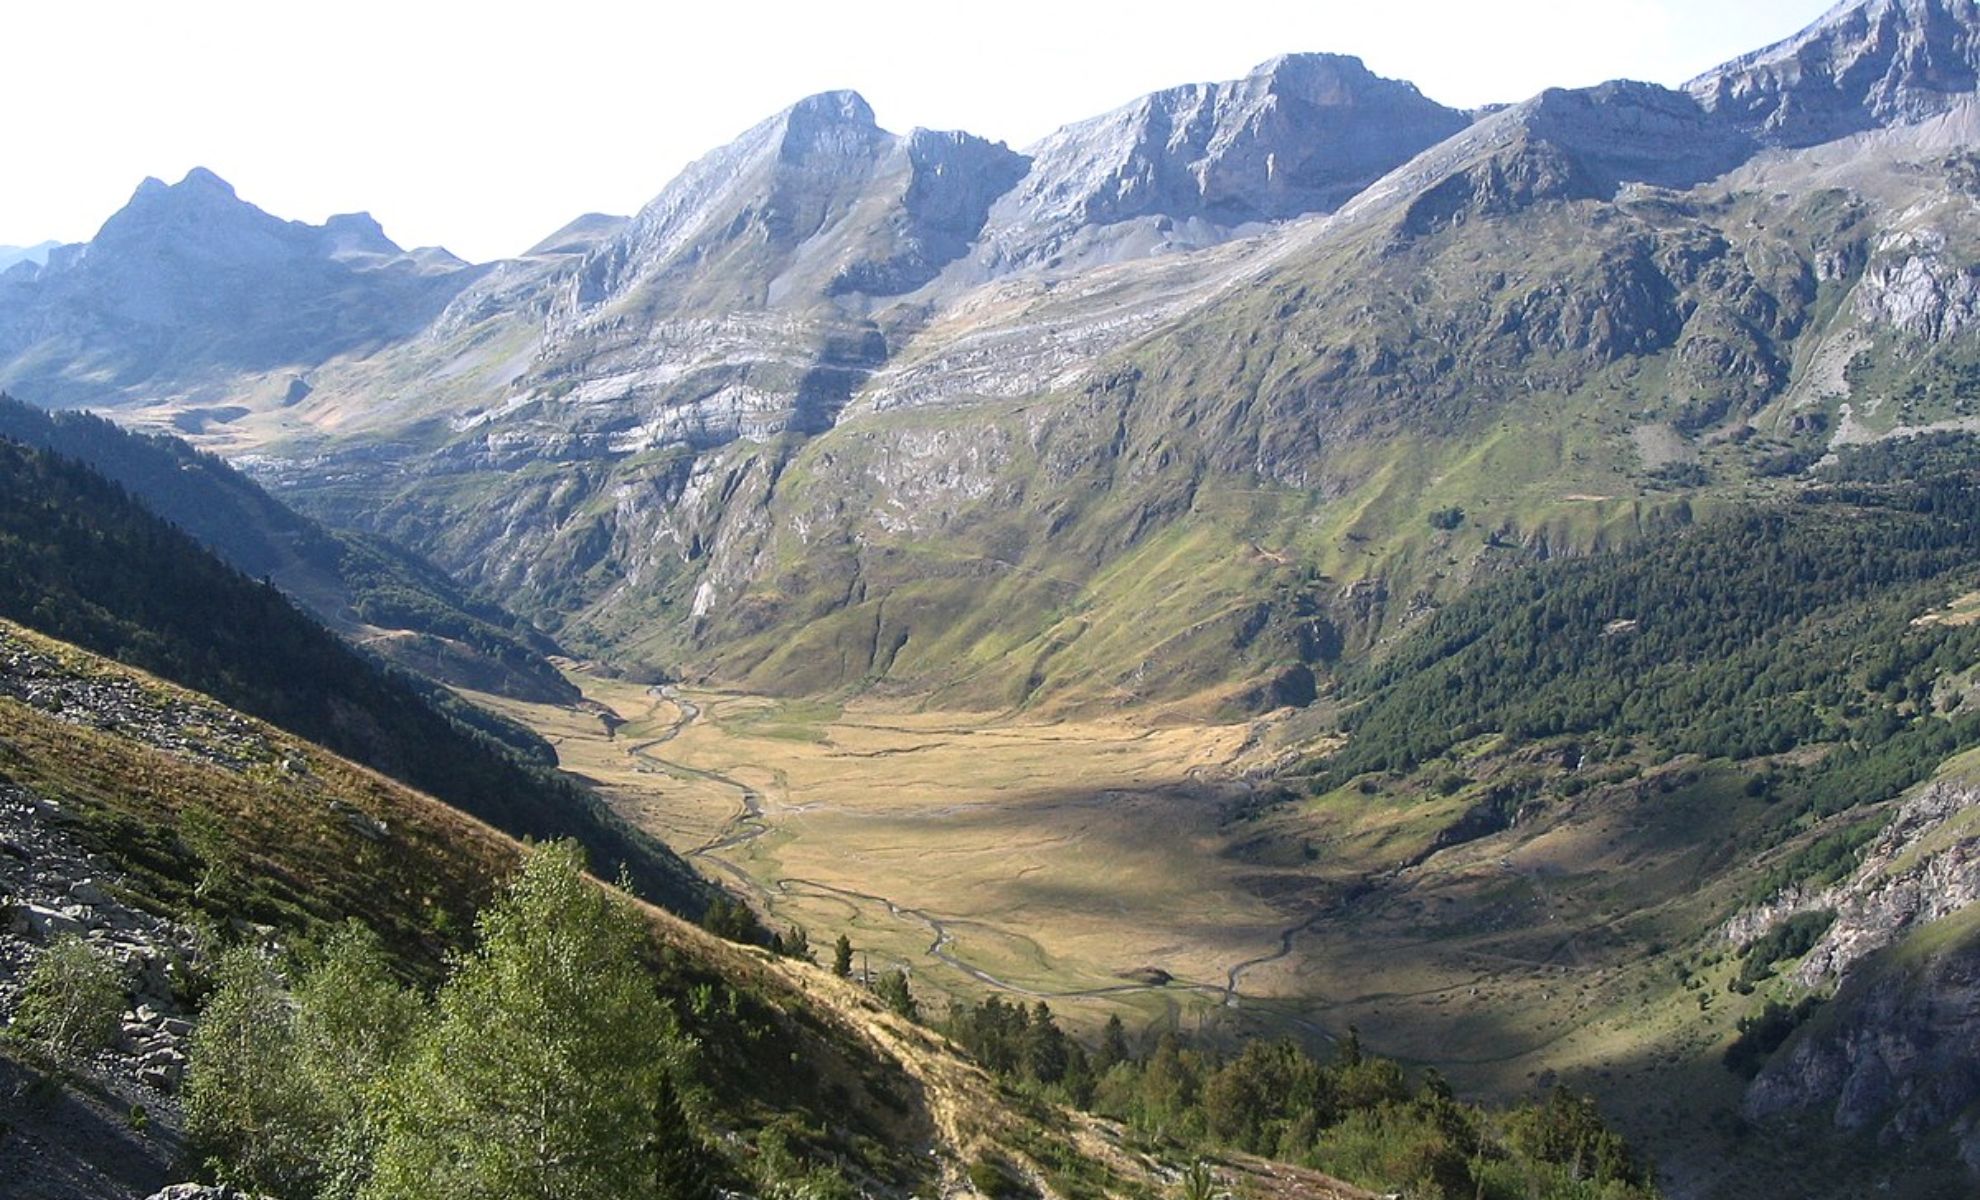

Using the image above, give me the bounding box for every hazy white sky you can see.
[3,0,1839,263]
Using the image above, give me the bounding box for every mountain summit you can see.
[972,52,1472,271]
[572,89,1028,313]
[0,168,479,407]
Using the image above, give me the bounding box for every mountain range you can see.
[7,1,1980,1196]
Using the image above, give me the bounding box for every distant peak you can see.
[319,211,402,258]
[323,211,387,237]
[128,167,243,209]
[786,89,876,128]
[177,167,239,198]
[1247,52,1373,80]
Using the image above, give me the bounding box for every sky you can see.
[3,0,1840,264]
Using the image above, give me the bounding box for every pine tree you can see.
[832,933,853,978]
[1021,1001,1069,1085]
[1095,1013,1132,1072]
[874,969,917,1020]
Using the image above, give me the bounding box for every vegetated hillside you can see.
[0,619,1034,1199]
[1262,435,1980,1196]
[0,436,706,913]
[0,392,577,703]
[0,618,1658,1200]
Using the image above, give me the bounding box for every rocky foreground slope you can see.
[0,617,1393,1200]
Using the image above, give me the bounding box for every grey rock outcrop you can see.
[1727,783,1980,1172]
[1689,0,1980,147]
[972,53,1470,273]
[547,89,1026,324]
[1723,782,1980,987]
[1347,80,1756,244]
[0,781,202,1196]
[1852,229,1980,340]
[1743,933,1980,1149]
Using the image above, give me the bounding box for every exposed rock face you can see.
[1743,936,1980,1151]
[828,128,1031,296]
[0,169,481,406]
[1690,0,1980,146]
[545,90,1027,325]
[973,53,1471,272]
[1726,783,1980,970]
[1796,785,1980,985]
[1853,229,1980,339]
[1364,81,1756,243]
[1728,783,1980,1172]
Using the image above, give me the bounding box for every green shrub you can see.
[968,1155,1028,1199]
[9,933,124,1057]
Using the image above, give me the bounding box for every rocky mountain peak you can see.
[129,165,238,203]
[1688,0,1980,145]
[785,88,878,128]
[1247,51,1405,103]
[968,50,1471,273]
[108,168,259,226]
[0,170,477,404]
[85,167,309,275]
[318,211,402,258]
[776,89,887,164]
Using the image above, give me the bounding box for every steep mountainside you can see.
[0,436,706,912]
[1689,0,1980,146]
[967,53,1470,275]
[147,1,1959,717]
[0,393,575,702]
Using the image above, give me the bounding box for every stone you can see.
[20,901,83,939]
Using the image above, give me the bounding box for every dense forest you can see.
[0,435,707,913]
[1311,437,1980,833]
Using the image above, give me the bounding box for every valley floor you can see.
[471,670,1314,1041]
[479,668,1940,1199]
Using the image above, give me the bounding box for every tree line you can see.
[937,998,1658,1200]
